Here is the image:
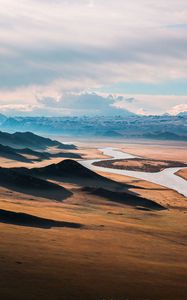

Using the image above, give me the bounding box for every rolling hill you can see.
[11,159,166,210]
[0,144,30,162]
[15,159,134,191]
[0,131,76,150]
[0,167,72,201]
[0,143,81,163]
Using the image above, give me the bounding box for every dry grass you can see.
[0,141,186,300]
[121,143,187,163]
[0,181,187,300]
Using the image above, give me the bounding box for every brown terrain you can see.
[176,169,187,180]
[0,138,186,300]
[66,138,187,162]
[93,158,186,172]
[121,141,187,163]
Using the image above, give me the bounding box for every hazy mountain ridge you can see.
[0,114,186,141]
[0,130,76,150]
[0,143,81,163]
[0,144,31,162]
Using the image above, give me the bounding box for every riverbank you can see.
[80,148,187,197]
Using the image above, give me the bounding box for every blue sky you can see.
[99,80,187,96]
[0,0,186,116]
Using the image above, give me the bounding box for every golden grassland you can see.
[0,141,186,300]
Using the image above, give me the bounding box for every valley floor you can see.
[0,140,186,300]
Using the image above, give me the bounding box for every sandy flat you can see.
[74,147,110,159]
[121,143,187,163]
[97,170,187,210]
[65,138,187,162]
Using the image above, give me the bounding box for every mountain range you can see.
[0,113,186,141]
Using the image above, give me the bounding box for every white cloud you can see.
[113,94,187,115]
[0,0,187,115]
[36,92,134,116]
[0,89,187,116]
[0,104,37,115]
[136,108,150,116]
[167,104,187,115]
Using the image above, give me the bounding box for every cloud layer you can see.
[0,93,135,116]
[0,0,187,115]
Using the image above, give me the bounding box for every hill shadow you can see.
[0,144,31,163]
[20,159,135,191]
[83,187,166,211]
[0,209,82,229]
[0,168,72,201]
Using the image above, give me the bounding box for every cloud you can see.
[0,92,135,116]
[0,89,187,116]
[125,98,136,103]
[36,92,135,116]
[0,0,187,115]
[136,108,150,116]
[114,94,187,115]
[167,104,187,115]
[0,104,36,116]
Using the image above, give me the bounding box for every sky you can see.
[0,0,187,116]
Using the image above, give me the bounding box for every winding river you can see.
[80,147,187,197]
